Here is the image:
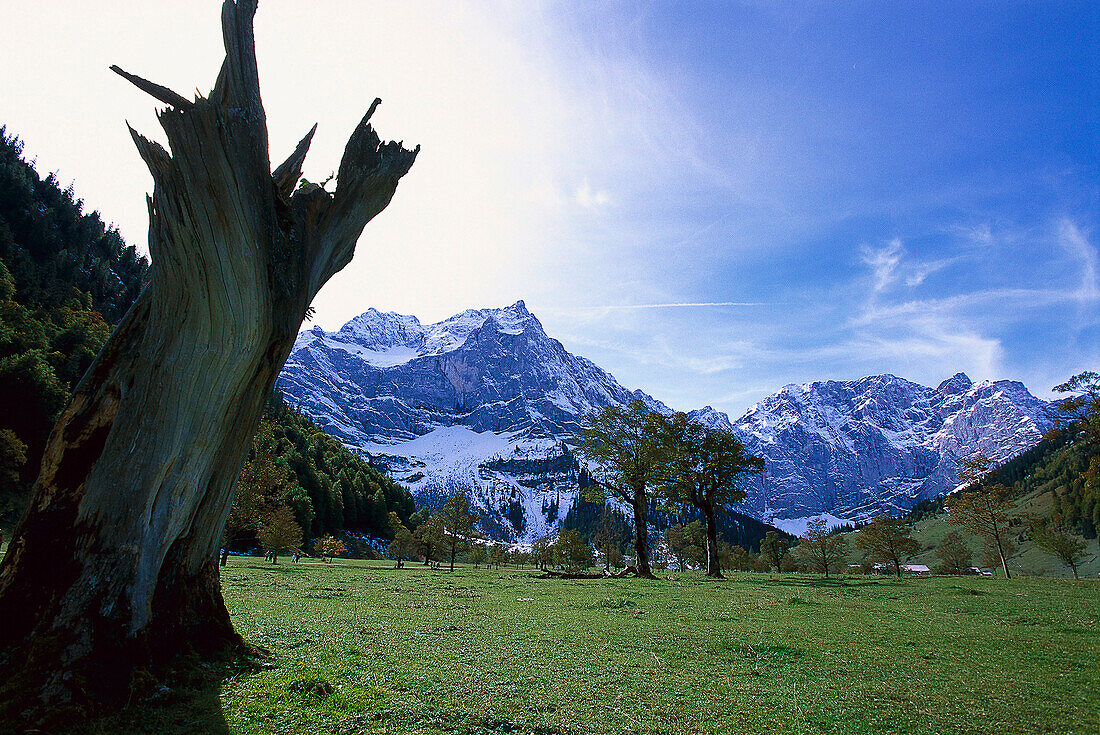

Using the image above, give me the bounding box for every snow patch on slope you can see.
[769,513,853,538]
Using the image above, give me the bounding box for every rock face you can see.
[690,373,1052,530]
[280,302,1053,540]
[279,301,666,541]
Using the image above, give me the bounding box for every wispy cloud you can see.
[1059,219,1099,303]
[861,238,904,292]
[949,222,995,248]
[558,302,764,312]
[574,179,611,208]
[850,236,1006,379]
[861,237,962,291]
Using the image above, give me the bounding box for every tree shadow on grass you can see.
[73,645,273,735]
[84,678,231,735]
[737,575,903,589]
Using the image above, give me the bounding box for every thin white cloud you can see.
[848,287,1070,329]
[860,238,904,292]
[1059,219,1099,303]
[562,301,764,312]
[574,179,611,208]
[860,237,960,291]
[851,235,1005,379]
[949,222,995,248]
[904,256,960,287]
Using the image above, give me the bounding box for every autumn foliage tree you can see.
[414,513,445,566]
[257,506,303,563]
[555,529,595,571]
[666,523,690,571]
[854,514,920,578]
[591,506,623,572]
[1030,523,1088,580]
[1052,371,1100,536]
[221,420,298,565]
[317,534,347,562]
[387,511,418,567]
[947,454,1017,578]
[934,530,972,575]
[436,494,480,572]
[532,535,554,570]
[760,530,793,572]
[0,1,415,721]
[795,518,849,578]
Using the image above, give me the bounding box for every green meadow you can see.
[82,557,1100,735]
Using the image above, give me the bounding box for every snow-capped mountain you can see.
[279,302,1053,540]
[690,373,1052,532]
[279,301,667,541]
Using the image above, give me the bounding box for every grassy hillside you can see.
[864,416,1100,579]
[899,483,1100,579]
[69,557,1099,735]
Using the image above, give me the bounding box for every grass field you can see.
[85,557,1100,735]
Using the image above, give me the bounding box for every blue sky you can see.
[1,1,1096,418]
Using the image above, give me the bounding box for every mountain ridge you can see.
[279,302,1053,540]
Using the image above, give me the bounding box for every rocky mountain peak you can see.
[336,308,425,349]
[937,372,973,396]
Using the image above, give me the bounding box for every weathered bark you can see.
[0,1,416,722]
[631,485,655,579]
[701,499,723,579]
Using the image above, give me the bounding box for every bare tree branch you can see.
[109,65,192,110]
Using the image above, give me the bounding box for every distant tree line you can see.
[224,390,417,559]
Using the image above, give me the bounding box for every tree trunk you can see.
[701,499,723,578]
[631,485,654,578]
[0,1,415,722]
[992,523,1012,579]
